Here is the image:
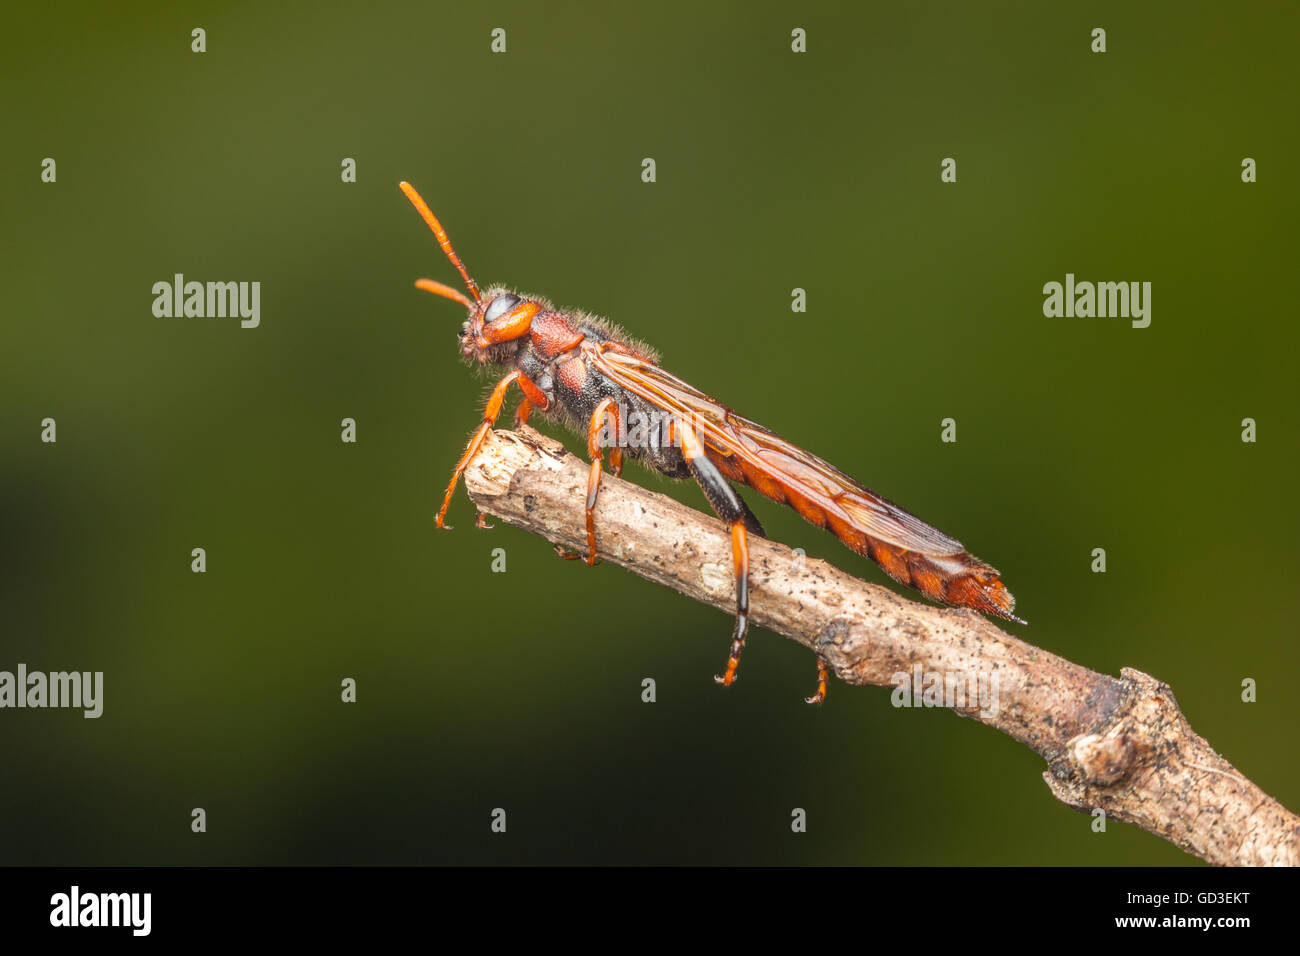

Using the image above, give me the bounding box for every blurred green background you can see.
[2,1,1296,865]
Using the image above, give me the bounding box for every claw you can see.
[804,655,830,705]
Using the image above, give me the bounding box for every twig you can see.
[461,425,1300,866]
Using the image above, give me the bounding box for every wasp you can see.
[399,182,1023,703]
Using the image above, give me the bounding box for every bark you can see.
[459,425,1300,866]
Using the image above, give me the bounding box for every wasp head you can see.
[456,286,536,366]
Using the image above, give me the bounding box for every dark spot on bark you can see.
[524,495,538,514]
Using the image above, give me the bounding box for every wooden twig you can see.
[461,425,1300,866]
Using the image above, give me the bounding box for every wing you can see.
[589,346,966,557]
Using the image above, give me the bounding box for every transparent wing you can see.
[590,346,966,557]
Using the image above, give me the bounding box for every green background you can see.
[2,1,1296,865]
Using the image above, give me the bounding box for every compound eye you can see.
[483,293,521,324]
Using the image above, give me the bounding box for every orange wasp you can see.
[399,182,1023,702]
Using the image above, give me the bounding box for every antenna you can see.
[399,182,481,303]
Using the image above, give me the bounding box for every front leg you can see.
[436,370,547,529]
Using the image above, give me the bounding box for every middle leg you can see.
[579,397,622,566]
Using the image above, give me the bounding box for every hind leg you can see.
[805,656,830,705]
[673,420,755,687]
